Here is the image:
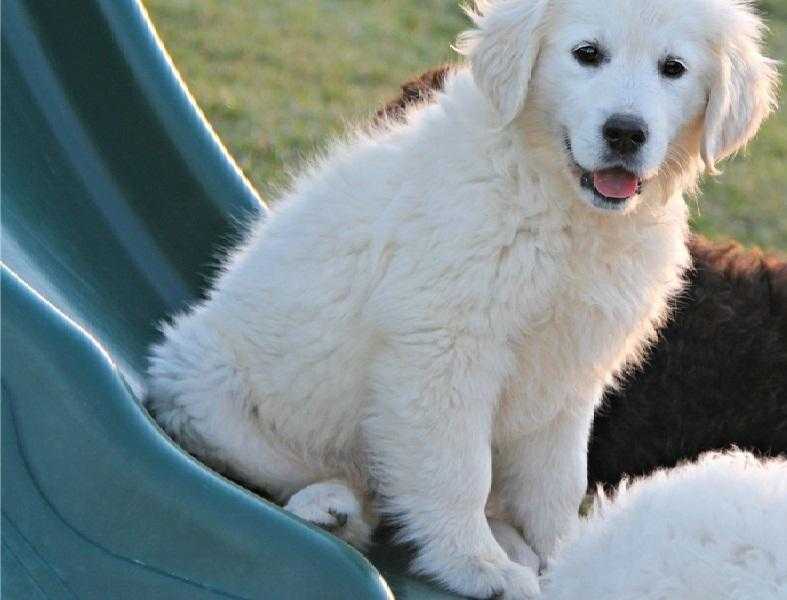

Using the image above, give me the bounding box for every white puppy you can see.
[543,450,787,600]
[147,0,777,597]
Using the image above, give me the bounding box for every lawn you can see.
[144,0,786,251]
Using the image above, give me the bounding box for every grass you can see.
[144,0,786,251]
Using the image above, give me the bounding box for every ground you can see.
[144,0,786,251]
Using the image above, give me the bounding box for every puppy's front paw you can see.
[415,553,540,599]
[489,518,541,574]
[487,561,540,600]
[284,480,372,550]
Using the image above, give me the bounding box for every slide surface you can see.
[1,1,455,597]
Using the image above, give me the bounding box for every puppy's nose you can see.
[603,114,648,155]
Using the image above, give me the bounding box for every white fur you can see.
[543,451,787,600]
[147,1,776,597]
[283,479,374,550]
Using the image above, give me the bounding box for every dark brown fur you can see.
[382,66,787,487]
[591,238,787,486]
[375,67,452,123]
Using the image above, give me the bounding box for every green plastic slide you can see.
[1,1,457,597]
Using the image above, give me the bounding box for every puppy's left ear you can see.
[701,8,779,174]
[457,0,550,125]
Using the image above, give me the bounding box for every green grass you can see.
[144,0,786,251]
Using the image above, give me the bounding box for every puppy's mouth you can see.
[580,167,642,203]
[564,138,643,211]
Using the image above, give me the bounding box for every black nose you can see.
[603,114,648,155]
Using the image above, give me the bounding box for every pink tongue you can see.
[593,168,638,199]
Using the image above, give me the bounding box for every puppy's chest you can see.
[557,239,660,324]
[497,225,663,337]
[497,225,683,430]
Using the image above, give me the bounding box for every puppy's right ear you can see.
[700,4,779,175]
[456,0,550,125]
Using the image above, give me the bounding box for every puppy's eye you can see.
[661,58,686,78]
[572,44,602,66]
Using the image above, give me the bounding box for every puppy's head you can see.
[458,0,779,213]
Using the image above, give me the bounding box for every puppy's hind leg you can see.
[284,479,376,550]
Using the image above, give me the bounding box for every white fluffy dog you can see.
[543,451,787,600]
[147,0,777,597]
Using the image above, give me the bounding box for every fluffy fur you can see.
[381,68,787,485]
[147,1,777,597]
[543,450,787,599]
